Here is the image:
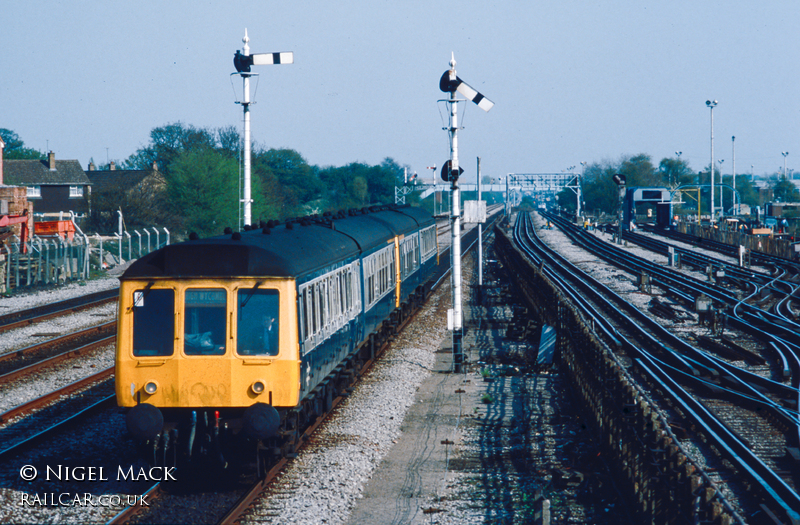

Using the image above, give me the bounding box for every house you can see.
[3,151,91,216]
[86,161,167,230]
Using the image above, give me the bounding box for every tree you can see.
[619,154,659,187]
[772,175,800,203]
[0,128,44,160]
[658,157,694,188]
[371,158,405,204]
[89,171,170,233]
[125,122,216,175]
[166,148,239,237]
[317,163,371,210]
[216,125,241,159]
[732,175,759,207]
[583,162,619,215]
[254,148,322,216]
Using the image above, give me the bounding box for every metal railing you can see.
[0,227,170,293]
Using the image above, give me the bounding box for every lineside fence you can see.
[0,227,170,294]
[677,222,797,260]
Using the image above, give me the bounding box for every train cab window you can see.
[132,288,174,356]
[184,289,227,356]
[237,289,280,356]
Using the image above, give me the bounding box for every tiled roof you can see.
[87,169,163,192]
[3,159,91,185]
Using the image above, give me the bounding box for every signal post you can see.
[438,54,493,373]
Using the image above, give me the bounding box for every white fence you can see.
[0,227,170,293]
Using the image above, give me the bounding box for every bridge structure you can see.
[394,172,578,207]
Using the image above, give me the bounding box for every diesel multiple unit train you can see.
[115,204,438,468]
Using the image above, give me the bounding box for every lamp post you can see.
[732,136,737,215]
[579,161,587,220]
[613,174,626,244]
[706,100,718,220]
[782,151,789,179]
[717,159,724,217]
[674,151,682,188]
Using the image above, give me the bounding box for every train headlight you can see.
[251,380,266,395]
[144,381,158,395]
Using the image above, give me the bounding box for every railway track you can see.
[100,214,501,525]
[0,214,500,524]
[546,212,800,409]
[618,227,800,322]
[514,211,800,524]
[0,373,115,460]
[0,322,115,380]
[0,287,118,333]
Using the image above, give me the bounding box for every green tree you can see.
[619,154,659,187]
[125,122,216,175]
[576,161,624,215]
[732,175,759,207]
[0,128,44,160]
[317,163,372,210]
[167,148,239,237]
[370,158,405,204]
[772,175,800,203]
[658,157,694,188]
[254,148,322,216]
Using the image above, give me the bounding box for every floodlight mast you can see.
[232,29,293,228]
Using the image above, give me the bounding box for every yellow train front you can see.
[116,205,437,469]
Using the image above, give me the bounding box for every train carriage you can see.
[115,204,437,468]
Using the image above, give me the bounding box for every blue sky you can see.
[2,1,799,183]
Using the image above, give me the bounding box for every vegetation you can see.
[557,152,799,217]
[0,128,45,160]
[6,124,799,234]
[96,122,410,238]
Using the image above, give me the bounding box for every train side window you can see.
[351,263,361,311]
[184,289,227,356]
[132,288,174,356]
[310,286,318,335]
[237,288,280,356]
[337,273,344,319]
[298,290,306,343]
[320,281,326,329]
[366,257,375,305]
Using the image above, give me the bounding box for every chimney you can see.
[109,161,116,171]
[88,161,96,171]
[48,151,56,170]
[0,136,4,185]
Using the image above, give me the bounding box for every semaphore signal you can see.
[231,29,293,228]
[438,53,493,373]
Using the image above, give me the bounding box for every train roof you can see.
[121,205,435,280]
